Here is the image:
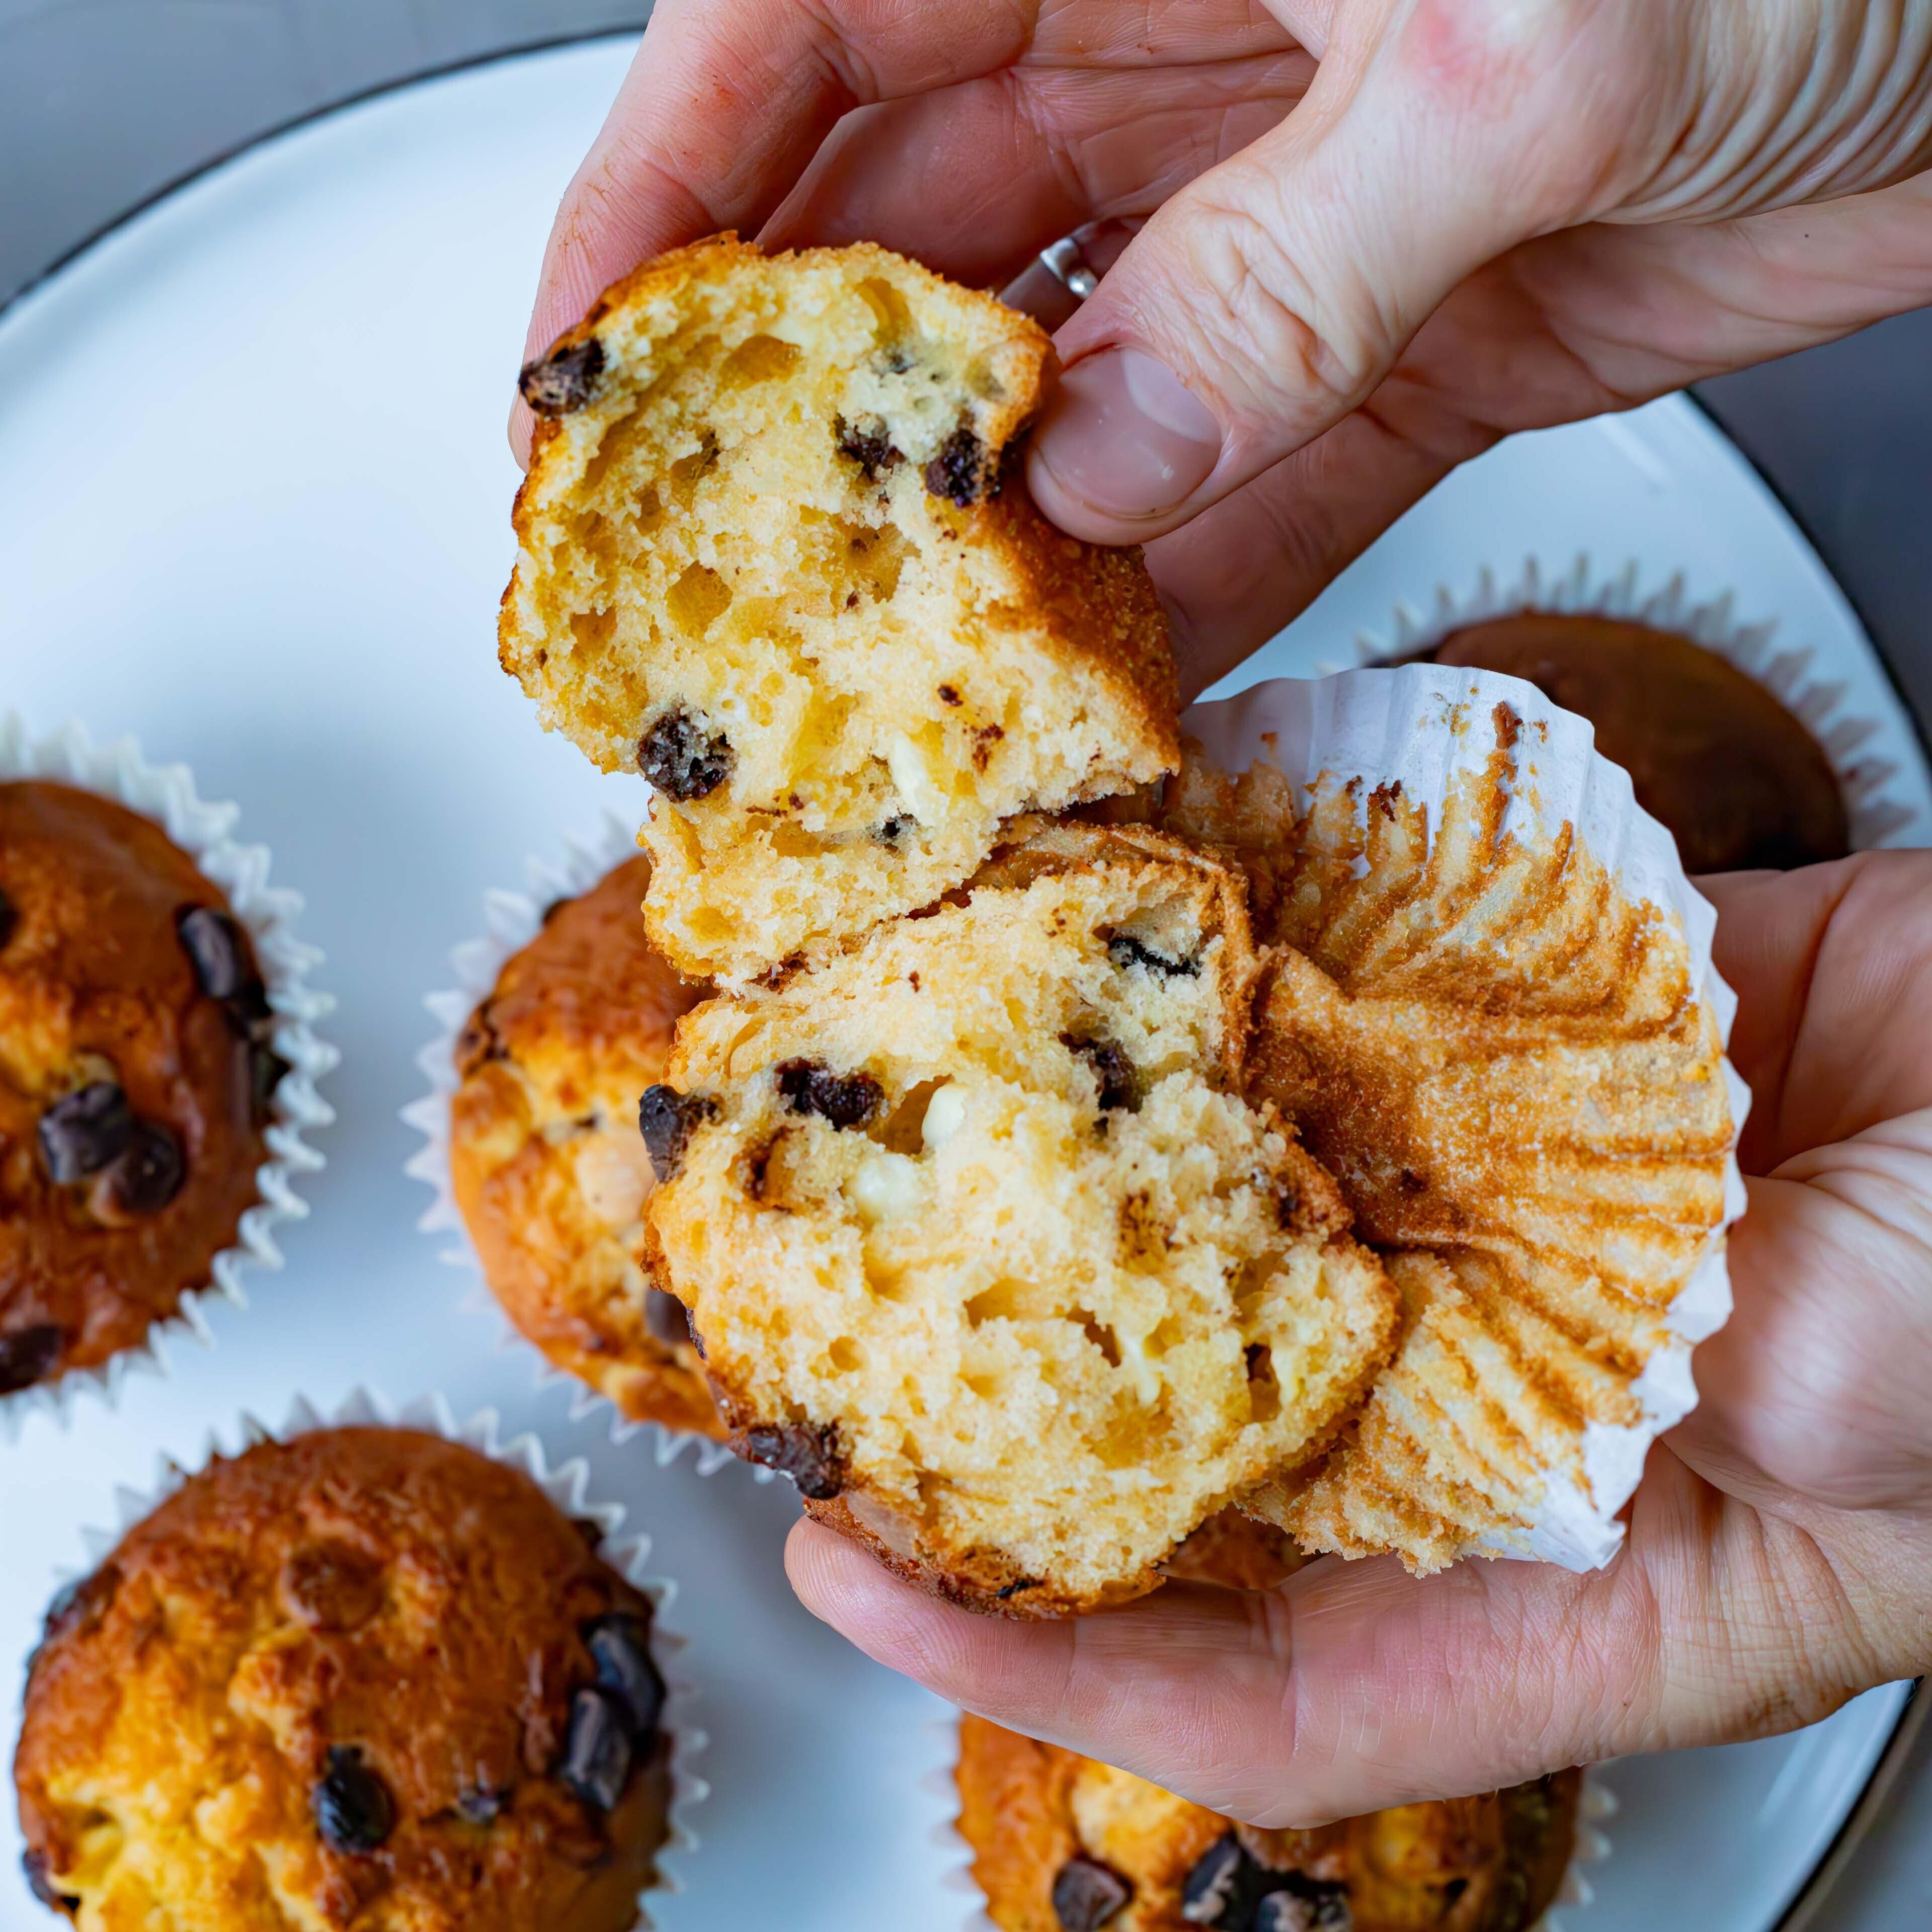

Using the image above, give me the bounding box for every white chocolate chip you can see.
[920,1082,968,1149]
[850,1150,924,1223]
[883,730,948,827]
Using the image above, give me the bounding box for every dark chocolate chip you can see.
[251,1044,291,1124]
[559,1684,633,1812]
[775,1058,882,1130]
[937,684,962,706]
[1061,1034,1137,1113]
[105,1122,185,1216]
[637,706,733,801]
[835,416,902,481]
[924,423,990,506]
[0,1324,62,1396]
[1106,931,1199,980]
[175,905,253,1000]
[638,1084,718,1182]
[741,1421,843,1499]
[313,1745,395,1854]
[995,1577,1041,1601]
[875,817,909,845]
[1181,1833,1260,1926]
[519,337,606,417]
[38,1083,133,1183]
[455,1784,508,1824]
[1255,1882,1352,1932]
[225,978,275,1034]
[584,1612,666,1742]
[1053,1854,1134,1930]
[0,888,16,952]
[22,1849,78,1916]
[645,1287,694,1348]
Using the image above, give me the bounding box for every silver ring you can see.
[1038,234,1100,301]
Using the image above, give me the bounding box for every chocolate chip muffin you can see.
[1429,612,1849,870]
[502,234,1179,985]
[448,855,719,1437]
[957,1716,1580,1932]
[0,781,283,1399]
[643,819,1395,1616]
[15,1426,674,1930]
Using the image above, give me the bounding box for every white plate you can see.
[0,36,1917,1932]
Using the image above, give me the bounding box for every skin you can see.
[518,0,1932,1815]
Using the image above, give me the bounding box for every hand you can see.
[516,0,1932,695]
[786,852,1932,1823]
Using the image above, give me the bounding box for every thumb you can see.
[1027,0,1616,543]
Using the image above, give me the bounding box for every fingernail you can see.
[1034,348,1222,520]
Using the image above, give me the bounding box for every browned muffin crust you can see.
[448,855,719,1436]
[0,781,276,1396]
[15,1427,672,1931]
[1430,613,1849,871]
[957,1715,1579,1932]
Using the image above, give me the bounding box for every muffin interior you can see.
[501,237,1175,980]
[648,826,1393,1608]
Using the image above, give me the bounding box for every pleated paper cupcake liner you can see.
[1301,554,1928,851]
[923,1710,1616,1930]
[400,817,745,1475]
[1181,663,1750,1571]
[0,714,337,1439]
[44,1387,707,1929]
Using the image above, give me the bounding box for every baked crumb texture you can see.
[15,1429,671,1932]
[447,855,720,1438]
[956,1713,1580,1932]
[1154,715,1734,1575]
[501,235,1178,985]
[645,821,1395,1616]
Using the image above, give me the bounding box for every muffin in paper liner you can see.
[401,818,738,1468]
[18,1387,707,1930]
[1304,554,1927,852]
[1160,664,1749,1575]
[0,713,336,1439]
[928,1707,1615,1931]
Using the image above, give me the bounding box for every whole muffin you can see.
[15,1426,674,1931]
[957,1716,1580,1932]
[447,854,719,1437]
[1429,612,1849,871]
[0,780,280,1397]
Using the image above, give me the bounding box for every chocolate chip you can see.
[175,906,253,1000]
[104,1122,185,1216]
[645,1287,694,1348]
[875,817,909,845]
[313,1745,395,1854]
[937,684,962,706]
[1062,1034,1137,1112]
[775,1058,882,1130]
[559,1684,633,1811]
[22,1849,78,1915]
[741,1421,843,1499]
[455,1784,508,1824]
[1054,1854,1134,1930]
[38,1083,133,1183]
[519,337,605,417]
[995,1577,1041,1601]
[584,1612,665,1742]
[251,1044,290,1124]
[0,1324,62,1396]
[835,416,902,481]
[637,706,733,801]
[0,888,16,952]
[1106,931,1199,979]
[924,423,990,506]
[638,1085,718,1182]
[1254,1883,1352,1932]
[1181,1834,1259,1926]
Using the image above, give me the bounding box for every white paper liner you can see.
[924,1710,1616,1929]
[1181,664,1751,1572]
[0,713,337,1439]
[400,816,747,1477]
[1296,555,1927,852]
[46,1387,707,1929]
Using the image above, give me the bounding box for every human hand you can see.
[784,851,1932,1824]
[516,0,1932,695]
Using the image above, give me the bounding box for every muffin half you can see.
[643,821,1395,1614]
[501,236,1178,984]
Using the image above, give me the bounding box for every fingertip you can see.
[508,393,534,471]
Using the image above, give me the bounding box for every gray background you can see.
[1,4,1927,1923]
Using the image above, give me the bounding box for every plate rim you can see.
[0,32,1918,1929]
